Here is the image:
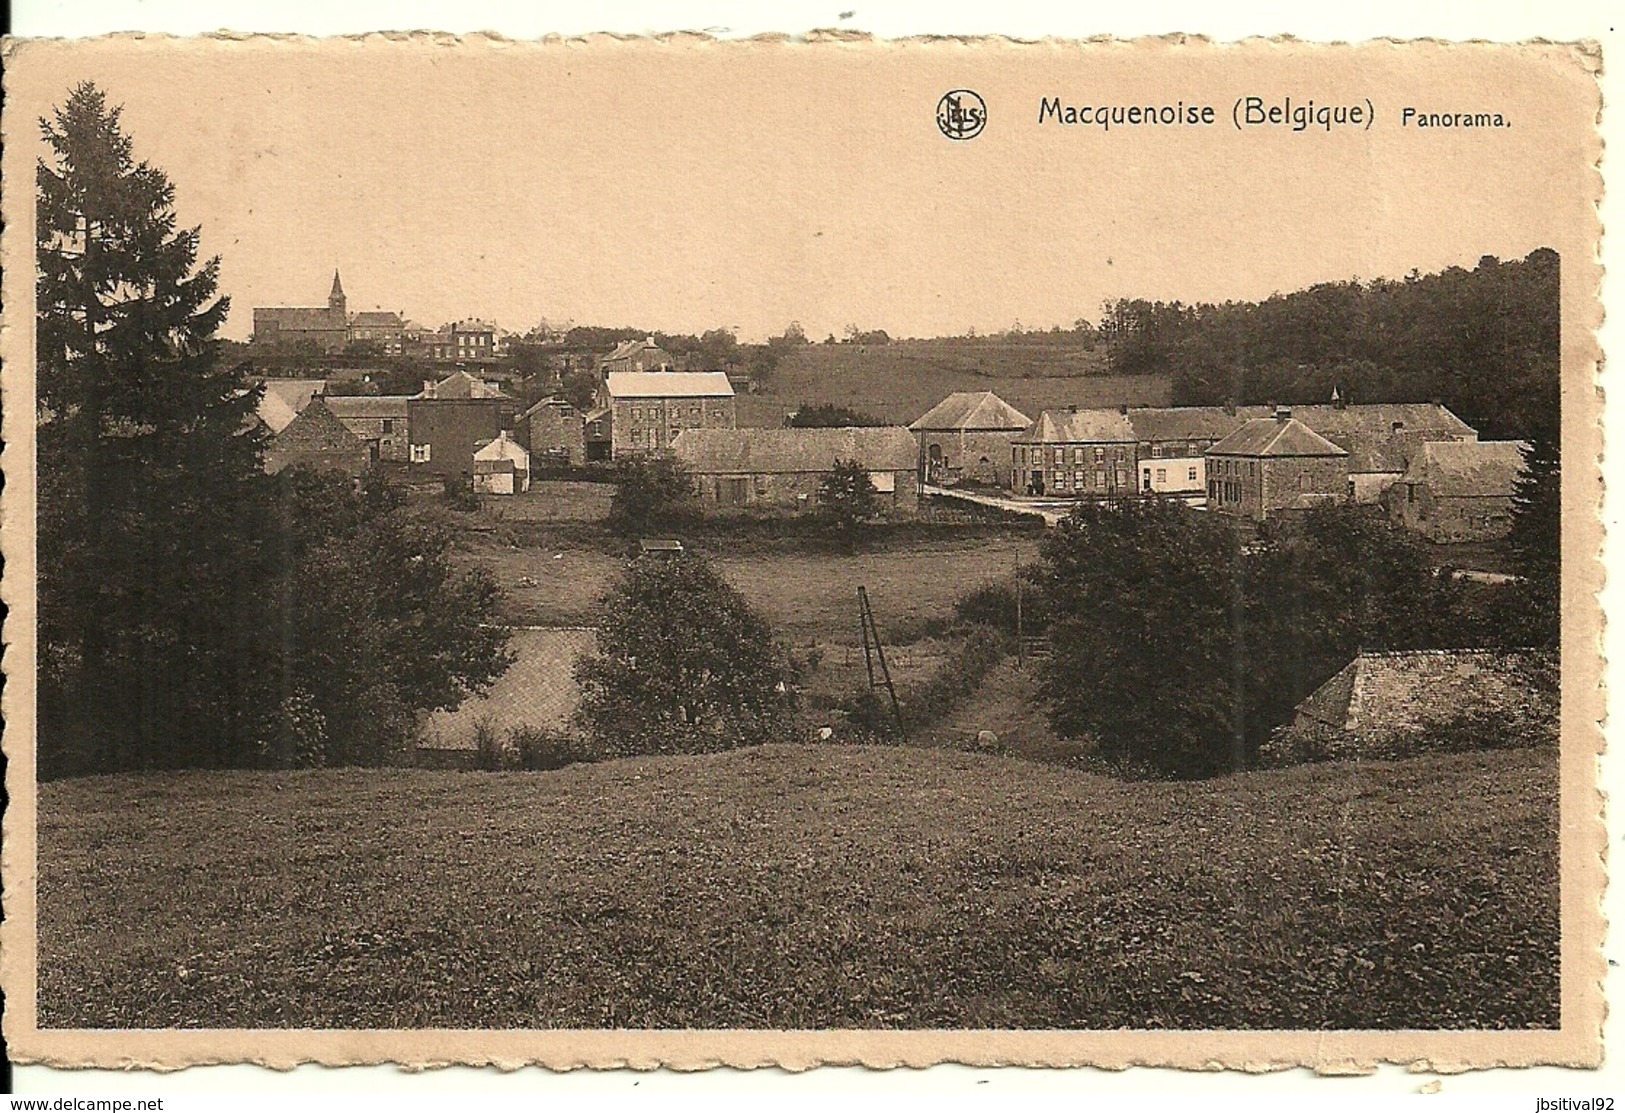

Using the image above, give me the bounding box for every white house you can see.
[472,430,531,495]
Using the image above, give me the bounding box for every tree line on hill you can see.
[1095,250,1560,441]
[36,83,511,778]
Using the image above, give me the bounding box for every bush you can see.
[607,456,698,536]
[843,627,1009,741]
[953,578,1050,636]
[508,725,600,771]
[442,473,480,512]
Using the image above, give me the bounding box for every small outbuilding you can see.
[1260,648,1557,765]
[472,431,532,495]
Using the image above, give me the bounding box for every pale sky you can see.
[7,36,1598,342]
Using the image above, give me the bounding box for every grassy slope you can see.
[468,531,1041,642]
[38,745,1557,1030]
[741,341,1172,427]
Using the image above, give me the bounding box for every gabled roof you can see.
[1290,648,1556,738]
[256,379,327,433]
[671,426,919,474]
[349,310,403,328]
[421,370,508,399]
[1013,409,1138,445]
[254,306,345,330]
[909,391,1031,432]
[1208,416,1348,458]
[519,395,581,420]
[473,431,530,463]
[602,338,668,363]
[606,371,734,400]
[1403,440,1528,498]
[324,395,412,420]
[452,318,497,333]
[265,398,368,474]
[1125,406,1254,444]
[1291,402,1477,441]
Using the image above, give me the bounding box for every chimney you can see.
[1332,384,1346,410]
[1119,404,1128,416]
[1223,398,1237,417]
[1274,405,1292,423]
[1068,404,1078,414]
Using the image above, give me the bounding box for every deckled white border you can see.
[4,1,1617,1096]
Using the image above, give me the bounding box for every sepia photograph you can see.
[0,28,1605,1073]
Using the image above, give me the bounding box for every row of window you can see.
[626,404,718,421]
[1016,445,1129,466]
[1212,457,1257,477]
[1045,469,1129,490]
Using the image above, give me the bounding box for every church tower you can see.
[328,269,347,320]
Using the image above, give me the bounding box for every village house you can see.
[263,397,372,477]
[252,271,350,353]
[600,337,674,373]
[672,426,922,516]
[451,319,499,362]
[324,394,413,464]
[1010,408,1138,498]
[1286,398,1478,503]
[407,373,520,480]
[347,310,406,354]
[604,371,736,458]
[908,391,1031,487]
[516,396,587,467]
[1387,439,1529,542]
[1205,408,1350,521]
[1259,648,1557,765]
[1123,406,1253,500]
[472,431,532,495]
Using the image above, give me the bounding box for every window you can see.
[1074,470,1085,488]
[1188,467,1198,483]
[1298,473,1309,491]
[410,443,431,463]
[1115,448,1126,462]
[1151,444,1163,458]
[869,471,896,493]
[1094,447,1105,463]
[1155,468,1167,484]
[1095,469,1106,487]
[382,419,394,434]
[1053,448,1064,465]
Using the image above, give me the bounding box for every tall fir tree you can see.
[36,82,271,774]
[1505,430,1561,647]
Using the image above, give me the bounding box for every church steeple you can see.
[328,269,346,317]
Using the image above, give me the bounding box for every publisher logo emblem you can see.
[936,89,987,141]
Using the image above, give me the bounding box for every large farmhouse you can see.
[672,426,921,516]
[604,371,736,459]
[1205,409,1350,521]
[1010,408,1138,498]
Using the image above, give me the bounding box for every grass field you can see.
[465,532,1042,642]
[37,745,1558,1029]
[740,341,1172,427]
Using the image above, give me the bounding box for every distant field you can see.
[461,532,1042,642]
[38,745,1557,1028]
[741,340,1172,427]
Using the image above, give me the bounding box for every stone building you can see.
[253,271,350,353]
[324,395,413,464]
[908,391,1031,487]
[1205,409,1350,521]
[263,397,371,477]
[1010,408,1139,498]
[604,371,735,458]
[1388,439,1528,543]
[517,396,586,467]
[407,394,520,480]
[1260,648,1557,765]
[672,426,921,516]
[600,337,674,373]
[472,431,532,495]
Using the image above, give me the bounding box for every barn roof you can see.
[909,391,1031,432]
[1013,409,1138,445]
[422,370,508,399]
[1289,648,1556,738]
[1208,415,1348,458]
[672,426,918,474]
[606,371,734,399]
[1404,440,1529,498]
[256,379,327,433]
[324,395,412,420]
[265,398,368,475]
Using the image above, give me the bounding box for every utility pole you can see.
[858,586,907,742]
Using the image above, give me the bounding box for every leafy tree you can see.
[788,403,886,428]
[560,365,601,413]
[817,459,879,536]
[575,553,795,756]
[265,470,513,766]
[36,81,270,774]
[1037,501,1242,778]
[608,455,698,535]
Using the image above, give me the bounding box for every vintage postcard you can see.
[0,33,1604,1073]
